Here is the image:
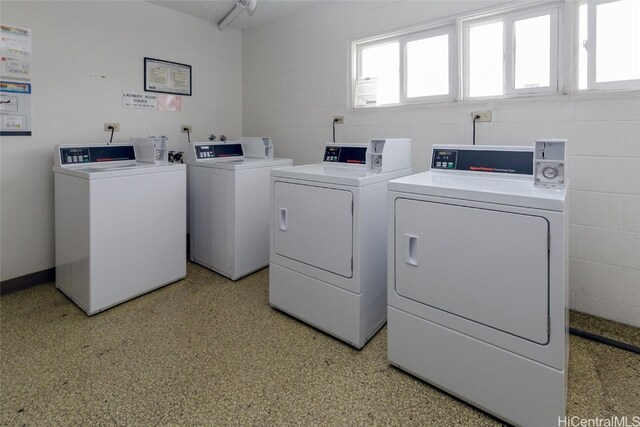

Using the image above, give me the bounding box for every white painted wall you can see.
[0,1,242,281]
[243,1,640,326]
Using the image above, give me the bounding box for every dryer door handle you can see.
[404,234,419,266]
[279,208,288,231]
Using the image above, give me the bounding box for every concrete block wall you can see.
[243,1,640,327]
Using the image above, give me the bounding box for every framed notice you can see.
[1,81,32,136]
[144,57,191,96]
[1,25,31,81]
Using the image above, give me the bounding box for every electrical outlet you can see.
[471,111,492,122]
[333,116,344,125]
[104,123,120,132]
[181,125,192,133]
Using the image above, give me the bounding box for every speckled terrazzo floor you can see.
[1,263,639,426]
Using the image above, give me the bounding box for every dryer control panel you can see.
[432,150,458,170]
[323,144,367,164]
[431,146,533,176]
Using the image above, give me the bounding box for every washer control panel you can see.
[58,145,137,166]
[60,147,90,165]
[195,143,243,159]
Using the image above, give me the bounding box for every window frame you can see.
[352,22,457,109]
[401,26,457,105]
[581,0,640,91]
[508,8,560,95]
[462,17,507,100]
[356,38,402,106]
[461,4,560,100]
[349,0,640,111]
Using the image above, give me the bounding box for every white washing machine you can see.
[187,139,292,280]
[53,143,186,315]
[270,139,412,349]
[387,145,567,427]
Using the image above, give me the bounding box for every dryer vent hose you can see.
[569,327,640,355]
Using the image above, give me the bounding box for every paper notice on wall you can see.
[354,77,377,107]
[158,94,181,112]
[122,92,158,109]
[1,25,31,80]
[1,81,31,135]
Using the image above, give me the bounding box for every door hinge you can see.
[548,232,551,251]
[351,257,353,270]
[547,316,551,336]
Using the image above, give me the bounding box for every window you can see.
[467,21,503,97]
[359,41,400,105]
[350,1,638,109]
[406,34,450,98]
[514,15,552,90]
[578,0,640,90]
[463,6,559,98]
[353,25,455,107]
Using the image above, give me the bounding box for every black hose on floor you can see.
[569,327,640,355]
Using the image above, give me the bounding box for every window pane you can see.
[578,3,588,89]
[361,42,400,105]
[596,0,640,83]
[514,14,550,89]
[407,34,449,98]
[469,21,504,97]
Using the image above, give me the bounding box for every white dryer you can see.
[53,143,186,315]
[387,145,567,427]
[270,139,412,349]
[187,140,292,280]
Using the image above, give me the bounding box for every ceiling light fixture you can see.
[218,0,257,31]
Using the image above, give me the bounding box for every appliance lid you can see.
[271,163,411,187]
[388,171,566,211]
[188,157,292,170]
[53,162,185,179]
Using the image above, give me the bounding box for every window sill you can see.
[348,88,640,114]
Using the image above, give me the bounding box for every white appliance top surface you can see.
[53,162,185,179]
[389,171,566,211]
[271,163,412,187]
[186,157,291,170]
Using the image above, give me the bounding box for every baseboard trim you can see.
[1,268,55,296]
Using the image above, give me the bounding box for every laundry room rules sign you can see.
[122,92,158,109]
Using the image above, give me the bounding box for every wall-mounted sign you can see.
[1,81,31,136]
[122,92,158,109]
[1,25,31,81]
[144,57,191,96]
[1,24,32,136]
[158,94,181,112]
